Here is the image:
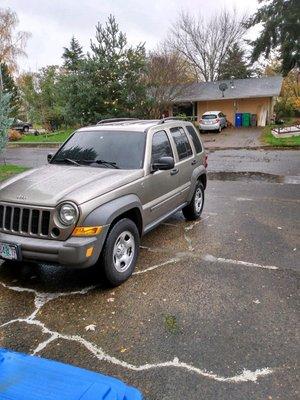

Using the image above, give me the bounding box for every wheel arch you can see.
[83,194,144,237]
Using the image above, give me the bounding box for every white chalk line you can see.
[0,264,274,383]
[203,254,279,270]
[0,307,273,383]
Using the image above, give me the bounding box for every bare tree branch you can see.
[166,10,247,82]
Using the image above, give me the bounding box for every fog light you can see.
[86,247,94,257]
[72,226,102,236]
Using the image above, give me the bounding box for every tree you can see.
[0,92,13,154]
[218,43,253,80]
[18,67,63,129]
[146,49,195,117]
[247,0,300,76]
[85,15,147,121]
[0,63,20,116]
[0,8,31,73]
[62,37,84,72]
[167,10,247,82]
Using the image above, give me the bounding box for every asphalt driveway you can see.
[201,127,262,149]
[0,167,299,399]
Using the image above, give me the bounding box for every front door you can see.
[143,130,181,227]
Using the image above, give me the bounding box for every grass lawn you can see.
[0,164,28,181]
[262,126,300,147]
[19,127,74,143]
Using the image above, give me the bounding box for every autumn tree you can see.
[0,8,31,73]
[146,49,195,117]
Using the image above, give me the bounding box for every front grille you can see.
[0,203,51,237]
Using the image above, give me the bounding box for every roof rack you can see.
[158,116,185,124]
[97,118,140,125]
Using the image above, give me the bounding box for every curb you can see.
[8,142,61,148]
[206,145,300,151]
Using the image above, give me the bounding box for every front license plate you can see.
[0,242,20,260]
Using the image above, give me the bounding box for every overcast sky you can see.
[2,0,259,72]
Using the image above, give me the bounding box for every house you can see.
[170,76,283,127]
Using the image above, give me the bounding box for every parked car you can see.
[0,118,207,286]
[199,111,227,133]
[11,119,32,133]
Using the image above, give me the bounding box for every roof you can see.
[173,76,283,103]
[78,118,194,133]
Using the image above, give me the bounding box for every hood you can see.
[0,164,144,207]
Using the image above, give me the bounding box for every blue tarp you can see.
[0,348,142,400]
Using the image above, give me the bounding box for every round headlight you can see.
[58,203,79,226]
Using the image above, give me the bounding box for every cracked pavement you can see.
[0,150,299,399]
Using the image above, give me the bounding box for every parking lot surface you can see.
[0,172,299,399]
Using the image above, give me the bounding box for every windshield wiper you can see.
[82,159,120,169]
[59,158,81,166]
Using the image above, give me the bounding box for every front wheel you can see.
[100,218,140,286]
[182,182,205,220]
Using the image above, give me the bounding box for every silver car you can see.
[199,111,227,133]
[0,118,207,286]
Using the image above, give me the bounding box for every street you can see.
[0,147,299,399]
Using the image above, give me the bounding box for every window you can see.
[52,130,146,170]
[170,127,193,160]
[186,125,203,154]
[152,130,173,163]
[202,114,217,119]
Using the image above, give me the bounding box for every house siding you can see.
[196,97,273,126]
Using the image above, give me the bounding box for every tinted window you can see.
[152,130,173,163]
[170,127,193,160]
[52,130,146,169]
[202,114,217,119]
[186,125,203,153]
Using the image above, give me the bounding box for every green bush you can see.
[274,99,295,118]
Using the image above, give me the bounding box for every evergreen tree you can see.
[218,43,253,80]
[62,37,84,72]
[0,63,20,115]
[247,0,300,76]
[0,92,13,154]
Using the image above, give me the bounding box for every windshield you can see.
[51,130,146,169]
[202,114,217,119]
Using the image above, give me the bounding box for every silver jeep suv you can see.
[0,118,207,286]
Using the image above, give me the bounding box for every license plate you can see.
[0,242,20,260]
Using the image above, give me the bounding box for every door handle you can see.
[170,168,179,176]
[191,159,197,165]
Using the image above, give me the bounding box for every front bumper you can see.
[199,123,220,131]
[0,227,109,268]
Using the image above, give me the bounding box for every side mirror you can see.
[47,153,53,162]
[152,156,175,172]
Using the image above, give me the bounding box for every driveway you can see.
[201,127,262,149]
[0,150,299,399]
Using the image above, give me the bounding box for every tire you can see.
[100,218,140,286]
[23,126,29,133]
[1,259,23,268]
[182,181,205,220]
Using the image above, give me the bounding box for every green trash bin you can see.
[242,113,251,127]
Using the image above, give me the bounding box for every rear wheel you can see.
[23,126,29,133]
[100,218,140,286]
[182,181,204,220]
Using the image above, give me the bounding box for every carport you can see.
[171,76,283,127]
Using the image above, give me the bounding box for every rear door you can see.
[169,126,194,204]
